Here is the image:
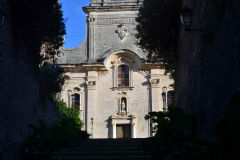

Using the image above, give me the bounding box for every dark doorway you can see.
[116,124,131,138]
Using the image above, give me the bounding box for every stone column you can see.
[131,123,136,138]
[86,71,97,138]
[131,117,136,138]
[112,121,116,139]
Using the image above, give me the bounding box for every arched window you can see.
[72,93,80,110]
[118,65,129,87]
[167,91,175,107]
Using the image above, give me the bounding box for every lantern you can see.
[180,6,193,29]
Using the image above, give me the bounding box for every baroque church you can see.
[56,0,174,138]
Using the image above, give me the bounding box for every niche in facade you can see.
[120,97,127,114]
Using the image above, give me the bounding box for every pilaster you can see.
[131,119,136,138]
[87,14,96,60]
[86,71,98,138]
[150,69,161,112]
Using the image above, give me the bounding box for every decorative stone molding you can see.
[112,87,134,91]
[110,55,135,67]
[87,17,96,24]
[88,81,96,87]
[73,87,81,92]
[67,89,72,95]
[117,56,135,64]
[138,70,150,77]
[151,79,160,84]
[115,24,128,40]
[87,81,96,89]
[98,70,109,78]
[117,92,127,96]
[110,114,136,120]
[94,18,136,25]
[111,120,116,126]
[150,79,160,88]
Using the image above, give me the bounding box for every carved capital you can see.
[87,17,96,24]
[111,119,116,126]
[151,79,160,84]
[87,81,96,89]
[150,79,160,88]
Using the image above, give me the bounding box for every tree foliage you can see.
[136,0,182,78]
[10,0,67,102]
[10,0,66,70]
[39,63,68,102]
[143,93,240,160]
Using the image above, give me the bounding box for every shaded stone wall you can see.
[176,0,240,136]
[0,1,58,159]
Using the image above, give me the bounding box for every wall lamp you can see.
[0,12,5,26]
[180,6,203,31]
[161,86,167,112]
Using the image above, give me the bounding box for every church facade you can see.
[56,0,174,138]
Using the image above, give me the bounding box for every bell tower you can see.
[83,0,145,62]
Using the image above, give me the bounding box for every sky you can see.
[59,0,90,49]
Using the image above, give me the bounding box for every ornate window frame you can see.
[111,56,134,90]
[67,87,84,110]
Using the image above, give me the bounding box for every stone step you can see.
[51,155,152,160]
[60,145,140,151]
[50,138,152,160]
[52,150,147,156]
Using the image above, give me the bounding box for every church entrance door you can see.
[116,124,131,138]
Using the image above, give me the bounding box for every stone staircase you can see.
[50,138,152,160]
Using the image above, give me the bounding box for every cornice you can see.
[83,5,141,13]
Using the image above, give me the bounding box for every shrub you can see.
[144,105,197,159]
[144,93,240,160]
[22,101,89,153]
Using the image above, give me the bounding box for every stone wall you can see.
[0,1,58,159]
[176,0,240,136]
